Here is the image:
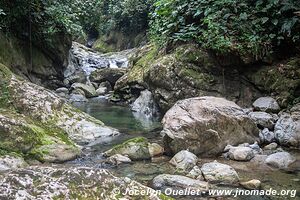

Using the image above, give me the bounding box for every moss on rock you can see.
[104,137,151,160]
[248,57,300,107]
[0,109,80,162]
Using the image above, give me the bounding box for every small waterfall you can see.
[65,42,133,85]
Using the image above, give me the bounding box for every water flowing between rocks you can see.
[2,43,298,200]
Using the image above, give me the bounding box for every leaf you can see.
[239,12,248,20]
[261,17,269,24]
[271,19,278,25]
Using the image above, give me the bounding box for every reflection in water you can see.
[72,97,161,134]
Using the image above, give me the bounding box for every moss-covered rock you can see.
[0,63,119,161]
[104,137,151,160]
[0,31,71,89]
[115,43,300,112]
[0,110,80,162]
[92,31,146,53]
[247,57,300,107]
[115,44,263,112]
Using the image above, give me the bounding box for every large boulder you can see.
[201,161,239,185]
[274,104,300,147]
[253,97,280,113]
[0,166,163,199]
[162,97,259,156]
[0,63,119,153]
[90,68,126,87]
[0,112,81,163]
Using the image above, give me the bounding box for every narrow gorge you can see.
[0,1,299,199]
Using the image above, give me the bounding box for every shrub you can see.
[150,0,300,58]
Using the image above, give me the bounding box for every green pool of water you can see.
[72,98,162,135]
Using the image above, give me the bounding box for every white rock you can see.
[148,143,164,157]
[275,106,300,147]
[169,150,198,171]
[248,112,275,129]
[201,161,239,184]
[265,152,296,169]
[0,156,28,171]
[240,179,261,190]
[253,97,280,113]
[152,174,209,190]
[106,154,132,165]
[259,128,275,144]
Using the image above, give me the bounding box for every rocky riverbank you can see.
[0,39,299,199]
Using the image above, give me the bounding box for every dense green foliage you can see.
[150,0,300,57]
[1,0,299,56]
[0,0,153,39]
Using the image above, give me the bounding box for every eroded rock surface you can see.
[162,97,259,156]
[0,166,163,199]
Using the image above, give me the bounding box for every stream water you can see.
[62,43,300,199]
[62,98,300,200]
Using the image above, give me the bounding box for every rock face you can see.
[152,174,209,190]
[201,161,239,185]
[8,75,119,144]
[0,166,163,200]
[162,97,259,156]
[265,152,296,169]
[0,156,28,171]
[169,150,198,171]
[0,32,71,89]
[275,104,300,147]
[0,63,119,161]
[90,68,127,87]
[253,97,280,113]
[131,89,160,119]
